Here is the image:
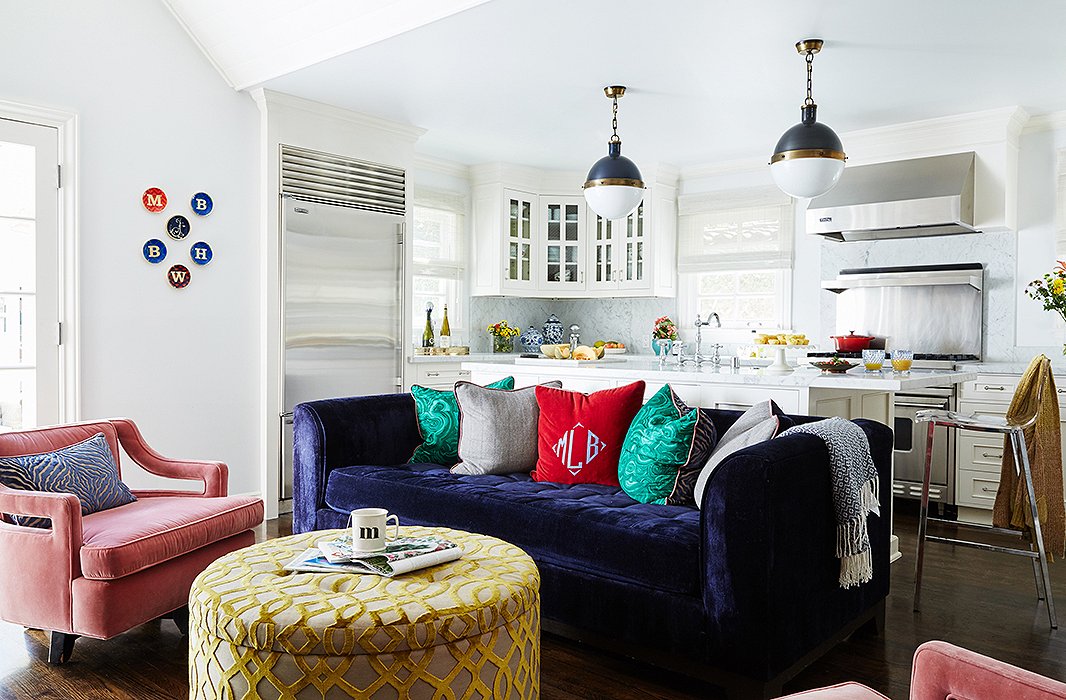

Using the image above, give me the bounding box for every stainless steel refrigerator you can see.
[280,197,404,502]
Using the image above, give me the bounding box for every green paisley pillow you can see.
[409,377,514,465]
[618,385,717,506]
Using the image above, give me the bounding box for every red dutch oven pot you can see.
[831,331,875,352]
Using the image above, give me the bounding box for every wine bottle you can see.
[422,302,435,348]
[439,304,451,348]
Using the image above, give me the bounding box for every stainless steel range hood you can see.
[807,152,978,242]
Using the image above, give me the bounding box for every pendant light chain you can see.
[804,50,816,107]
[610,95,621,144]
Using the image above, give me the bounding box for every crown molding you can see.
[413,154,470,179]
[251,89,426,142]
[681,156,766,181]
[1024,110,1066,134]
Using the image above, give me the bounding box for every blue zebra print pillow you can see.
[0,432,137,528]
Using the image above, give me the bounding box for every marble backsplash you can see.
[820,229,1059,362]
[469,297,678,353]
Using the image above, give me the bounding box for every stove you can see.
[806,351,979,367]
[819,263,986,513]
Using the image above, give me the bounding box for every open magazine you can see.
[284,535,461,578]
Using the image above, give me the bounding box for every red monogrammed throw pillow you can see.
[533,381,646,485]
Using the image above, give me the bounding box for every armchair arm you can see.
[111,418,227,497]
[0,484,82,632]
[293,394,421,534]
[699,420,893,681]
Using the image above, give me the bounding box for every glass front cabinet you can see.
[540,196,586,294]
[587,201,649,292]
[503,189,535,291]
[470,165,675,298]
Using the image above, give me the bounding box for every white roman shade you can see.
[1057,149,1066,257]
[678,187,794,272]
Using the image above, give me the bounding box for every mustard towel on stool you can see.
[992,355,1065,560]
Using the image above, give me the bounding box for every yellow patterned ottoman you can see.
[188,526,540,699]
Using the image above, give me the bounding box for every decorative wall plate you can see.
[167,214,191,240]
[167,264,191,289]
[142,238,167,264]
[189,241,213,265]
[142,187,167,212]
[190,192,213,216]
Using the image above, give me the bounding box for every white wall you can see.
[0,1,262,492]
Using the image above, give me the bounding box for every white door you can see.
[0,118,60,430]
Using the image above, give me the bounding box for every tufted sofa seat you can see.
[294,392,892,700]
[325,465,701,595]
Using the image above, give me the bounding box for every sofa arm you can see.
[699,419,893,681]
[293,394,422,534]
[0,484,83,632]
[111,418,227,497]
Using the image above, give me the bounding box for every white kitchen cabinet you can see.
[470,163,677,298]
[406,362,473,391]
[538,195,587,296]
[954,371,1066,523]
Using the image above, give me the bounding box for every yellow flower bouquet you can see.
[487,321,520,353]
[1025,260,1066,353]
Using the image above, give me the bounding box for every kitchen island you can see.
[463,357,977,428]
[463,357,979,563]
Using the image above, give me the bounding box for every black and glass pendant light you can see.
[770,39,846,199]
[583,86,645,220]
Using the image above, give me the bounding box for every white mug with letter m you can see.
[349,507,400,553]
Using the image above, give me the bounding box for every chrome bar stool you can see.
[912,362,1057,630]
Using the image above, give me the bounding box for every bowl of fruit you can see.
[810,357,858,374]
[595,340,627,355]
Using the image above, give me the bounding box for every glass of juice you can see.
[862,349,885,372]
[891,349,913,374]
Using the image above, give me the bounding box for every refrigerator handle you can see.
[396,221,406,392]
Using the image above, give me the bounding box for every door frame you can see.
[0,99,79,424]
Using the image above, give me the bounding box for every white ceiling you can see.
[168,0,1066,171]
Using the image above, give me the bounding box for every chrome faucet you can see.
[683,313,722,367]
[568,324,581,355]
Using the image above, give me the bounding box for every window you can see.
[412,189,466,344]
[677,187,794,334]
[1057,148,1066,258]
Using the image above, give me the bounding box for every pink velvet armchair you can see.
[0,419,263,663]
[777,640,1066,699]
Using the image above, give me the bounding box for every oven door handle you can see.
[896,401,950,410]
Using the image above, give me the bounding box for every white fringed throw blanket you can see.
[779,417,880,588]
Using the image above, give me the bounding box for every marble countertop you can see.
[958,361,1066,375]
[462,358,977,391]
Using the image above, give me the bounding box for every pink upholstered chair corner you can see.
[0,419,264,663]
[910,640,1066,700]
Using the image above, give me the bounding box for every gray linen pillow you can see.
[693,401,783,509]
[452,380,562,475]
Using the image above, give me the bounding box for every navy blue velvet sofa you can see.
[292,392,892,699]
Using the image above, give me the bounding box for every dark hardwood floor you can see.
[3,502,1066,699]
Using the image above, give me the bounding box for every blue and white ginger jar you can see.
[519,324,545,353]
[542,314,564,344]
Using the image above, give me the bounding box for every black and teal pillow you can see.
[409,377,515,466]
[618,385,717,506]
[0,432,137,528]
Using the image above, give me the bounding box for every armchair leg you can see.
[48,631,78,664]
